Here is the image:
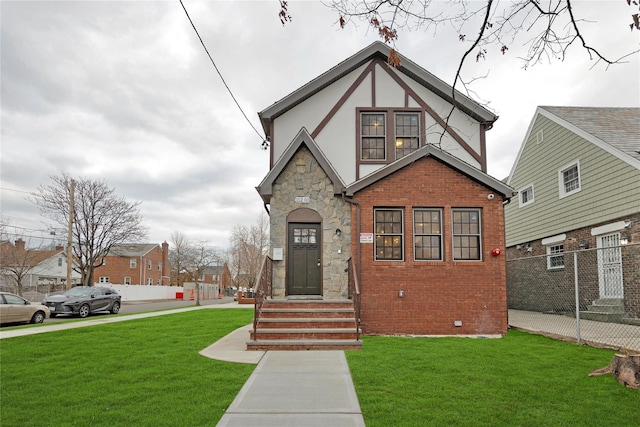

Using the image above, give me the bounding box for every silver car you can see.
[43,286,121,318]
[0,292,50,325]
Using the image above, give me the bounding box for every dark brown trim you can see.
[378,63,482,165]
[479,123,487,172]
[405,92,409,108]
[371,64,376,107]
[269,121,275,169]
[311,60,377,139]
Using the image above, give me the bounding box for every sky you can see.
[1,0,639,250]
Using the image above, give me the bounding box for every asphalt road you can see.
[43,296,239,323]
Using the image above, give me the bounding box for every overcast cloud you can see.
[1,0,638,249]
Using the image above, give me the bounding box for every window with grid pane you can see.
[414,209,442,261]
[558,161,581,198]
[375,209,403,260]
[452,209,481,260]
[395,113,420,159]
[361,113,386,160]
[547,244,564,269]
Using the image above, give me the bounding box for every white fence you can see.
[109,285,184,302]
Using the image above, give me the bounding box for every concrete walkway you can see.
[509,309,640,351]
[216,350,365,427]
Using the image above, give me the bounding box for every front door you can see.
[287,223,321,295]
[597,232,624,298]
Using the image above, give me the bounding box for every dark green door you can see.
[287,223,321,295]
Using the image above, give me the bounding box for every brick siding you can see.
[351,156,508,336]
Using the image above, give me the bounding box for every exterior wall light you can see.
[398,290,404,298]
[491,247,502,256]
[335,228,342,237]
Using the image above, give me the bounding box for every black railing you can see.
[347,257,361,341]
[253,256,273,340]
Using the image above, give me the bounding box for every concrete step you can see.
[579,312,627,323]
[585,298,625,314]
[257,318,356,329]
[246,339,362,351]
[251,328,360,341]
[260,308,356,318]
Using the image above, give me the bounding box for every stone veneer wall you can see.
[269,147,352,299]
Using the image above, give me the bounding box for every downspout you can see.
[342,192,361,283]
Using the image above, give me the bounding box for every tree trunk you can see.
[589,353,640,389]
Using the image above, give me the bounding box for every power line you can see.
[179,0,269,150]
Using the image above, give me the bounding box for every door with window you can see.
[287,223,321,295]
[597,232,624,298]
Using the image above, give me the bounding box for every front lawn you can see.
[346,330,639,426]
[0,309,254,426]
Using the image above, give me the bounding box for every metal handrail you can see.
[347,257,361,341]
[253,255,273,340]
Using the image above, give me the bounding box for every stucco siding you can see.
[506,115,640,246]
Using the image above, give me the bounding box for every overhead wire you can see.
[179,0,269,149]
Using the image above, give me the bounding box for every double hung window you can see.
[559,161,581,198]
[395,113,420,159]
[361,113,386,160]
[374,209,403,261]
[414,209,443,261]
[452,209,482,261]
[360,111,421,162]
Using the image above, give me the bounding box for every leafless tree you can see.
[181,240,218,306]
[169,230,191,287]
[229,212,269,289]
[0,239,42,296]
[31,173,147,287]
[299,0,640,141]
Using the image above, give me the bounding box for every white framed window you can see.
[58,257,63,267]
[157,263,162,271]
[452,209,482,261]
[124,277,131,285]
[99,276,110,283]
[374,208,404,261]
[547,244,564,269]
[146,278,153,285]
[519,184,535,207]
[130,258,137,268]
[147,260,152,270]
[413,208,443,261]
[558,161,581,198]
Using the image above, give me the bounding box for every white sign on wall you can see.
[294,196,310,204]
[360,233,373,243]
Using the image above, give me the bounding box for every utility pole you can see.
[66,179,75,290]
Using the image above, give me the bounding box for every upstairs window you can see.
[361,113,386,160]
[374,209,404,261]
[124,277,131,285]
[395,113,420,159]
[452,209,482,261]
[130,258,137,268]
[519,184,535,207]
[559,161,581,198]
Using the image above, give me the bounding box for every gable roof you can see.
[108,243,159,257]
[258,41,498,136]
[507,106,640,183]
[346,144,514,198]
[256,128,346,204]
[540,106,640,161]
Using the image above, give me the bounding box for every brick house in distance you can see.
[251,42,514,349]
[96,242,170,286]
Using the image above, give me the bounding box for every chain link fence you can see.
[507,243,640,351]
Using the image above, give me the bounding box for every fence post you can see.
[574,251,581,343]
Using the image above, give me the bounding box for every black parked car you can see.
[43,286,121,318]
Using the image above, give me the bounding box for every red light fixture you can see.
[491,247,502,256]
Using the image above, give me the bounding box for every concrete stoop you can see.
[247,299,362,351]
[580,298,627,323]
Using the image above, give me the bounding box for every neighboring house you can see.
[504,106,640,317]
[200,264,232,289]
[96,242,170,286]
[254,42,514,339]
[0,239,81,292]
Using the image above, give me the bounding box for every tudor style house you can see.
[251,42,514,349]
[96,242,170,286]
[504,106,640,319]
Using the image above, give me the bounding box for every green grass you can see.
[0,309,254,427]
[345,330,639,427]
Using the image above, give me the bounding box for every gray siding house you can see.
[504,106,640,318]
